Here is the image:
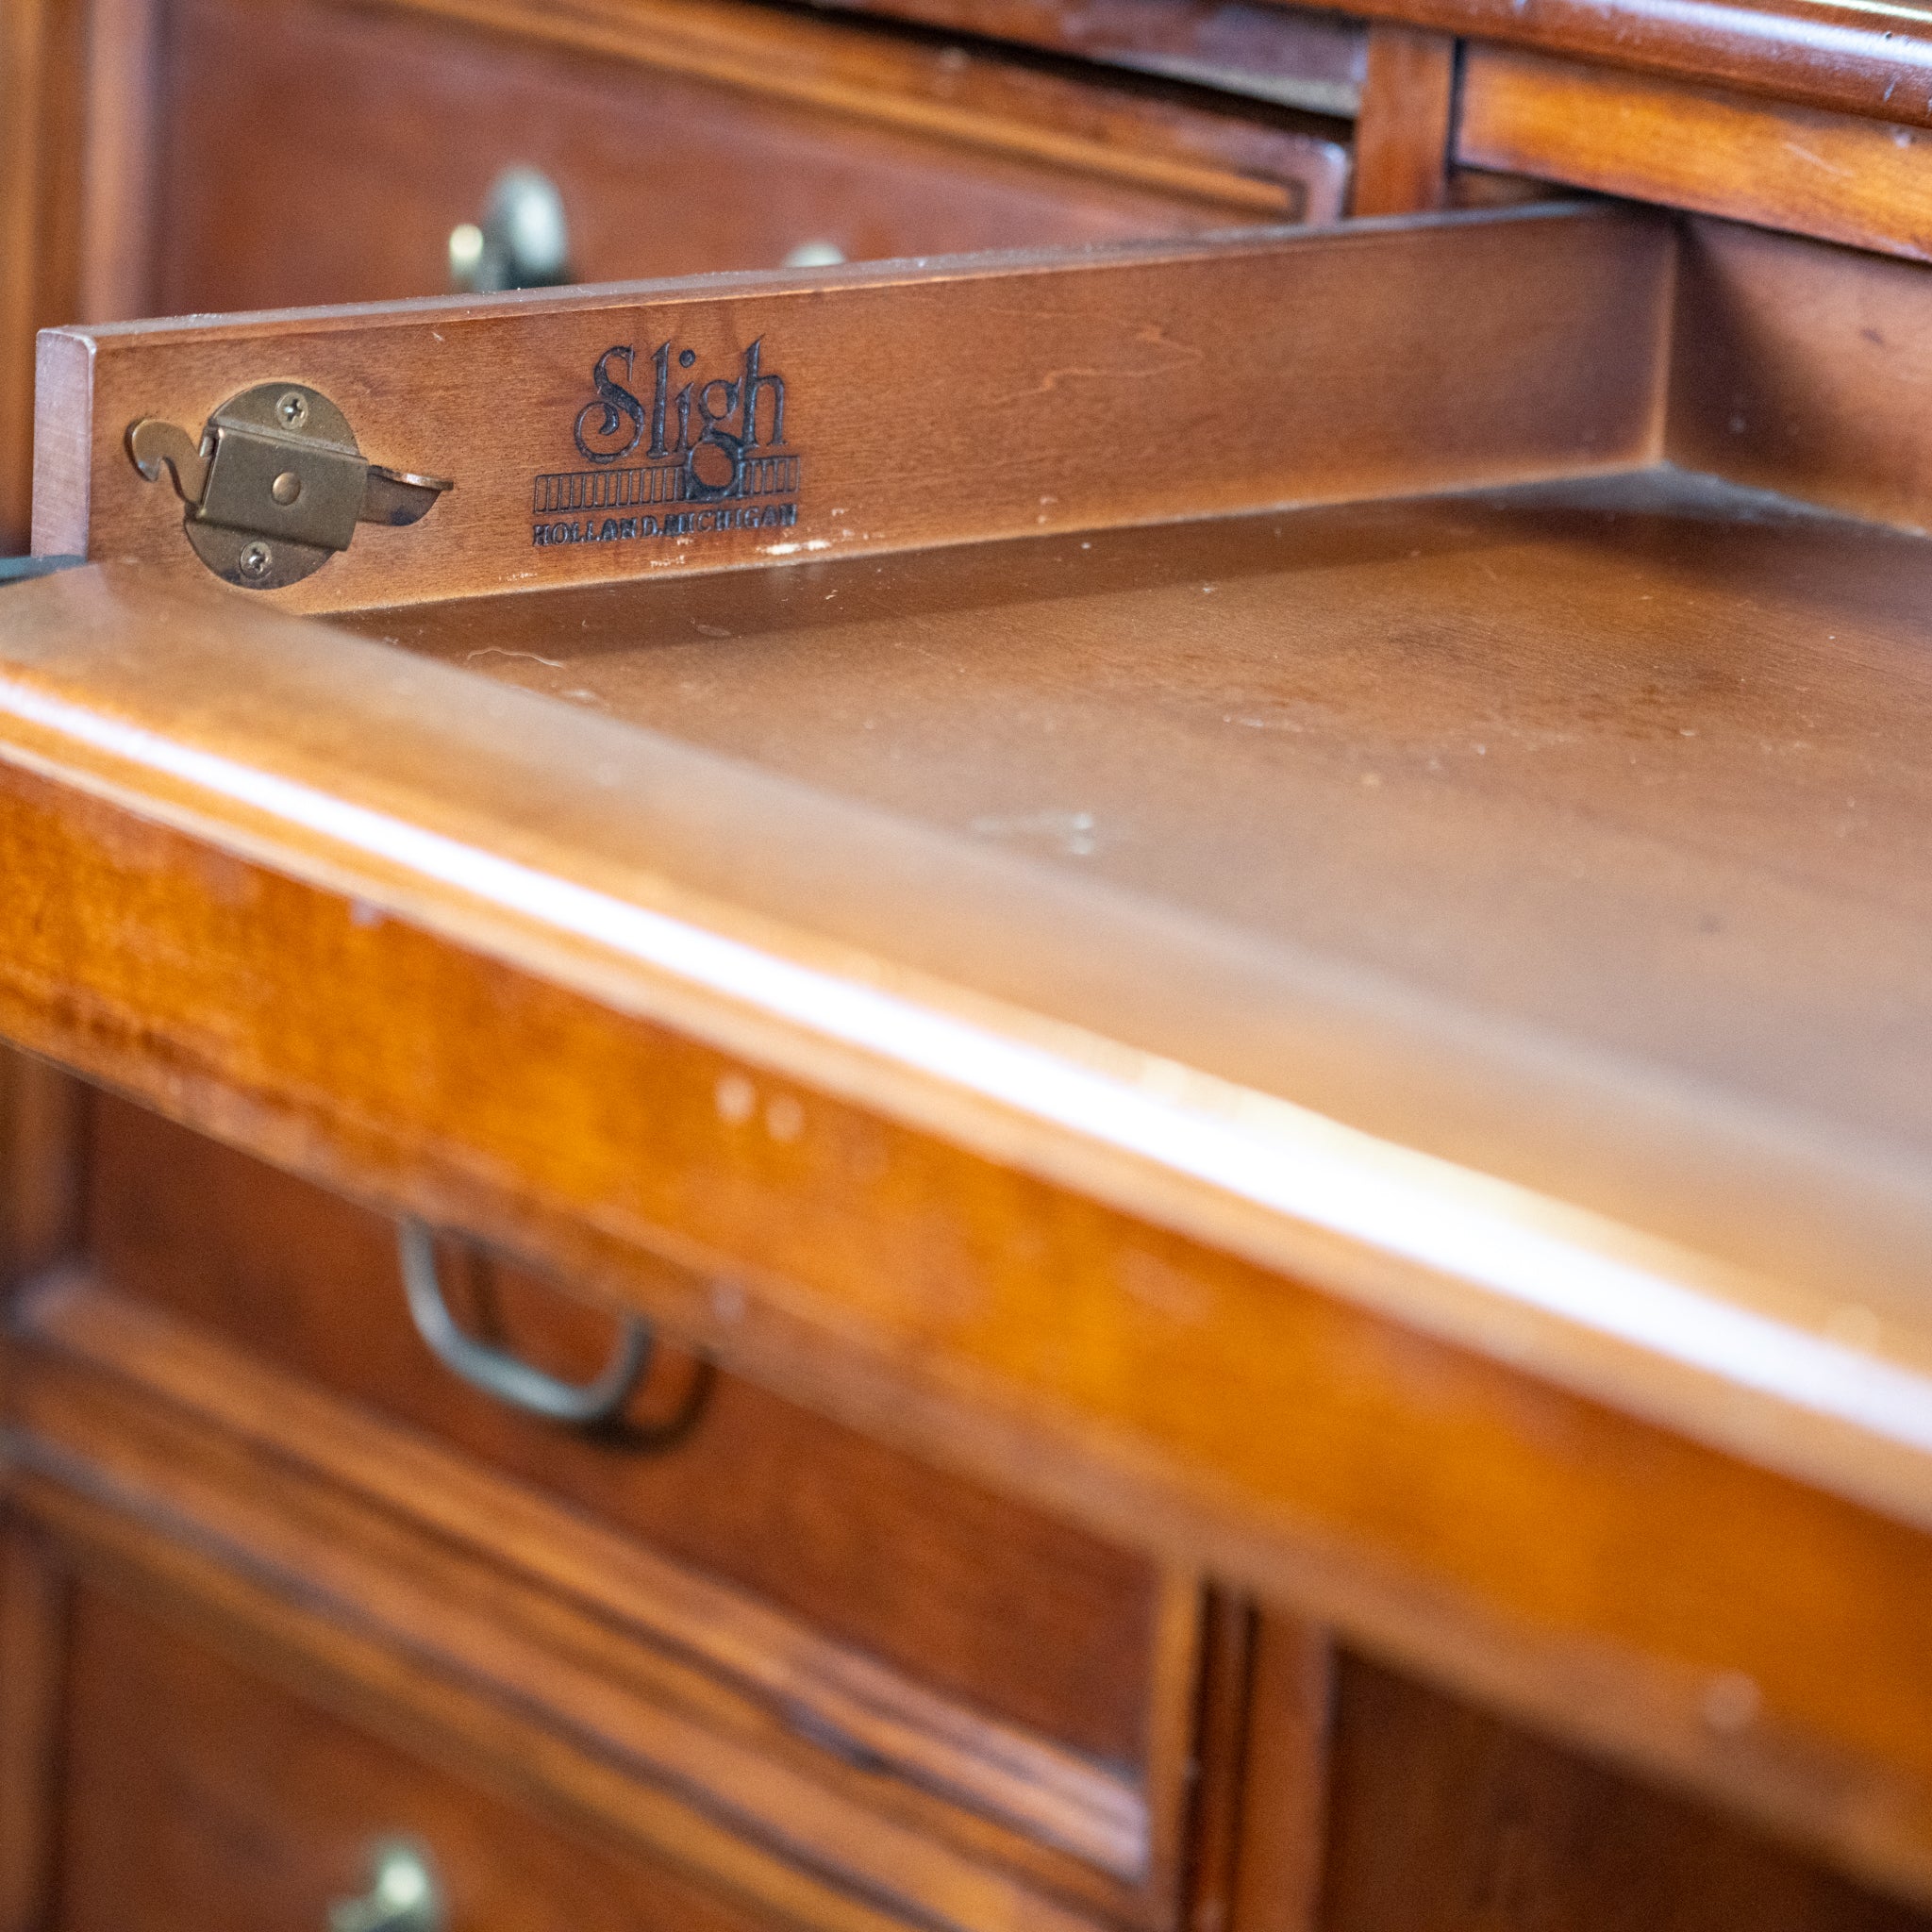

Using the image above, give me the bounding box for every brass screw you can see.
[276,391,308,429]
[271,470,302,505]
[239,542,274,579]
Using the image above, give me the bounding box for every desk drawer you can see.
[55,1581,787,1932]
[53,1089,1201,1930]
[84,1091,1164,1772]
[147,0,1346,315]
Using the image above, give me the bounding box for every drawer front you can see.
[55,1579,798,1932]
[82,1091,1168,1785]
[150,0,1338,316]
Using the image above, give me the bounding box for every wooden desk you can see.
[8,6,1932,1932]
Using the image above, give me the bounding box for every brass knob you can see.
[450,167,572,292]
[327,1840,446,1932]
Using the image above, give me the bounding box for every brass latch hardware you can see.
[126,382,452,590]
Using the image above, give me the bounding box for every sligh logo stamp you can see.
[532,338,800,549]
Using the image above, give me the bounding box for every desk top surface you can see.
[340,466,1932,1322]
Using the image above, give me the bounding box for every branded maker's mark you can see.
[533,339,798,549]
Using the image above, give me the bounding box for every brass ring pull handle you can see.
[327,1840,445,1932]
[397,1218,654,1426]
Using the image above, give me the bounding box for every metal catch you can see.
[126,382,452,590]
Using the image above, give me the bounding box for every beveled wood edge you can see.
[0,563,1929,1546]
[1272,0,1932,130]
[13,1267,1156,1891]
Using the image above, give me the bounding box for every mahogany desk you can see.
[8,5,1932,1932]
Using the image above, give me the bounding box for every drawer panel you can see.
[151,0,1343,315]
[84,1091,1164,1776]
[56,1580,804,1932]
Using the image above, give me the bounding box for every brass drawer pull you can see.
[327,1840,445,1932]
[449,167,572,292]
[398,1218,653,1425]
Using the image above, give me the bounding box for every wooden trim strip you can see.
[33,205,1670,611]
[1457,44,1932,260]
[1300,0,1932,130]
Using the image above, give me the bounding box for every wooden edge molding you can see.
[32,205,1668,610]
[689,0,1932,136]
[3,570,1932,1905]
[12,1459,936,1932]
[1457,45,1932,262]
[1301,0,1932,131]
[0,566,1929,1538]
[11,1268,1157,1896]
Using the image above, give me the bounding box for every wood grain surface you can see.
[1351,25,1457,214]
[31,205,1668,609]
[373,0,1347,216]
[797,0,1368,117]
[13,1333,1139,1932]
[149,0,1347,326]
[55,1582,820,1932]
[1458,47,1932,258]
[1667,216,1932,531]
[7,536,1932,1897]
[825,0,1932,131]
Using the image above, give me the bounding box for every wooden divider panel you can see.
[32,205,1670,611]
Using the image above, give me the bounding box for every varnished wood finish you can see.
[0,1053,81,1286]
[1666,216,1932,532]
[827,0,1932,131]
[7,520,1932,1898]
[1351,25,1457,215]
[11,1315,1141,1932]
[12,1269,1157,1894]
[1229,1618,1331,1932]
[1458,47,1932,259]
[72,0,160,328]
[0,0,84,554]
[801,0,1368,117]
[31,207,1669,608]
[21,7,1932,1918]
[57,1583,821,1932]
[152,0,1347,325]
[0,1524,63,1932]
[1322,1660,1932,1931]
[352,0,1344,221]
[1181,1605,1332,1932]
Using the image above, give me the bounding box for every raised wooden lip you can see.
[31,203,1671,613]
[2,559,1932,1544]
